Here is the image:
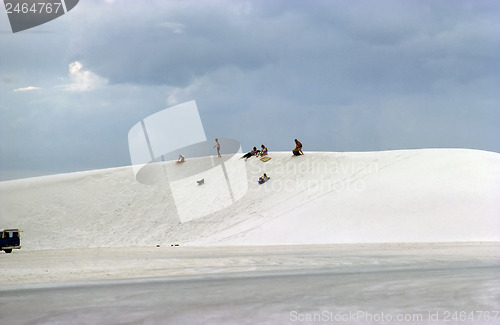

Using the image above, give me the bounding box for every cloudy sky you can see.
[0,0,499,180]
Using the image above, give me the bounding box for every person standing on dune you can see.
[214,138,221,158]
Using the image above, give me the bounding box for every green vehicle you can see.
[1,229,21,253]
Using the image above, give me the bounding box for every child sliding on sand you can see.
[258,173,270,184]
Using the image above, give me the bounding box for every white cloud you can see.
[13,86,41,92]
[64,61,108,91]
[158,21,185,34]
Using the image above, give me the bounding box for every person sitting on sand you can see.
[293,139,303,155]
[242,146,260,160]
[177,154,185,163]
[260,144,268,156]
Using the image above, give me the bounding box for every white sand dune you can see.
[1,149,499,250]
[1,149,499,324]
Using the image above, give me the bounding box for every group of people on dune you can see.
[242,138,303,160]
[242,139,303,184]
[177,138,304,185]
[241,144,268,160]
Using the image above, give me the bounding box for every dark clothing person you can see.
[242,147,260,160]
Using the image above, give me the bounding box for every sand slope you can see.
[1,149,499,249]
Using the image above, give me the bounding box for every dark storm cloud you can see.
[66,0,500,93]
[61,1,278,86]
